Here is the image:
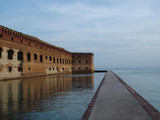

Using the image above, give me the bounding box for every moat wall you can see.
[0,25,94,80]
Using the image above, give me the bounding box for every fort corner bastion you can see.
[0,25,94,80]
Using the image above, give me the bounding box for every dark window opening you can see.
[8,66,12,72]
[62,59,64,64]
[57,58,59,63]
[60,58,61,64]
[11,37,13,40]
[86,61,88,63]
[72,61,74,63]
[62,68,64,71]
[40,55,43,62]
[45,56,48,60]
[53,67,54,70]
[7,49,14,60]
[79,61,81,63]
[49,67,51,70]
[49,56,52,61]
[27,53,31,61]
[85,67,88,69]
[0,47,3,58]
[18,51,23,61]
[57,67,58,71]
[72,67,75,70]
[34,54,37,60]
[65,59,66,64]
[53,57,55,63]
[21,40,23,43]
[18,67,23,72]
[28,67,31,71]
[0,34,2,37]
[78,67,81,70]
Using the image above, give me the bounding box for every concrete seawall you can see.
[82,71,160,120]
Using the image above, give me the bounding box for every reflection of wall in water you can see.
[72,75,94,90]
[0,75,72,117]
[0,79,21,114]
[0,74,94,119]
[22,75,72,109]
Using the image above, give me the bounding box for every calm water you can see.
[0,73,105,120]
[111,68,160,111]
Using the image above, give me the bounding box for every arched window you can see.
[0,47,3,58]
[2,28,4,34]
[60,58,61,64]
[78,67,81,70]
[85,67,88,69]
[27,53,31,61]
[34,54,37,60]
[40,55,43,62]
[53,57,55,63]
[49,56,52,61]
[17,51,23,61]
[57,58,59,63]
[7,49,14,60]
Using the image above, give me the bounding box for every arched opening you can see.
[49,56,52,61]
[8,66,12,72]
[60,58,61,64]
[0,47,3,58]
[7,49,14,60]
[85,67,88,70]
[17,51,23,61]
[57,58,59,63]
[40,55,43,62]
[53,57,55,63]
[34,54,37,60]
[27,53,31,61]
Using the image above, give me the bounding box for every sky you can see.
[1,0,160,68]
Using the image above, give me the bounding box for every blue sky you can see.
[1,0,160,68]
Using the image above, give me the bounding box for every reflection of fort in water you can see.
[0,74,94,118]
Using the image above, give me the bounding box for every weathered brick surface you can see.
[0,25,94,80]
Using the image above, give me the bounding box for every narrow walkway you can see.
[88,71,152,120]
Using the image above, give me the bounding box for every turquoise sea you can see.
[111,68,160,111]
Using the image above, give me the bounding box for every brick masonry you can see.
[0,25,94,80]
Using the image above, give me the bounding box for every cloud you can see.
[1,0,160,68]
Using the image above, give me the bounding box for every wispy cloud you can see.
[1,0,160,68]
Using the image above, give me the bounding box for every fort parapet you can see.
[0,25,94,80]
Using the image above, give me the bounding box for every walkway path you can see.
[88,71,152,120]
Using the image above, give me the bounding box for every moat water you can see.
[0,73,105,120]
[112,68,160,111]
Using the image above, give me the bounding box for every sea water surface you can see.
[0,73,105,120]
[112,68,160,111]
